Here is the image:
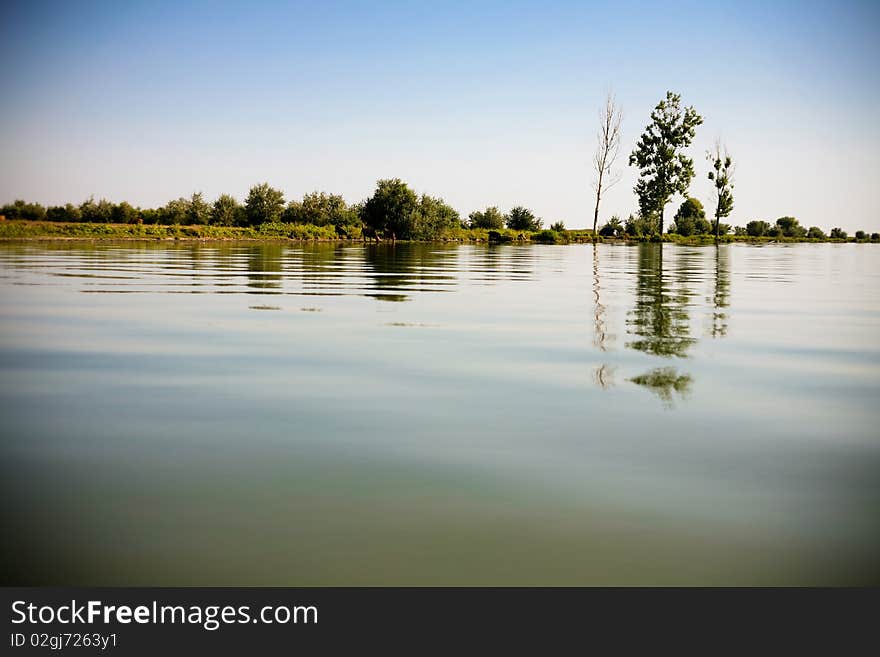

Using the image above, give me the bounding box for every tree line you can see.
[591,90,876,242]
[595,198,874,241]
[0,180,550,241]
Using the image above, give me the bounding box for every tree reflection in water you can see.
[629,367,693,407]
[592,243,616,388]
[626,243,695,358]
[621,243,730,405]
[709,244,730,338]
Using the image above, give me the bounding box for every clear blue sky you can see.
[2,0,878,230]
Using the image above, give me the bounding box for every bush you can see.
[746,220,771,237]
[807,226,826,239]
[599,215,623,237]
[361,178,418,238]
[410,194,460,240]
[0,199,47,221]
[505,206,542,231]
[46,203,82,222]
[468,206,504,229]
[79,198,115,223]
[625,213,657,238]
[550,221,565,232]
[672,198,709,236]
[112,201,140,224]
[244,183,285,226]
[487,230,512,244]
[855,230,867,241]
[775,216,806,238]
[211,194,242,226]
[284,191,360,227]
[872,233,880,242]
[532,229,567,244]
[830,227,847,239]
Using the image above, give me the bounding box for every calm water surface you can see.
[1,241,878,584]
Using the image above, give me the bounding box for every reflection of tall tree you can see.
[592,243,608,352]
[630,367,692,408]
[245,244,283,292]
[709,244,730,338]
[592,243,615,388]
[626,243,695,358]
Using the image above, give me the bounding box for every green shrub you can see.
[746,220,770,237]
[599,215,623,237]
[775,216,807,238]
[532,229,567,244]
[468,207,505,229]
[505,206,542,231]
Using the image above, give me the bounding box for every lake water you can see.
[1,241,878,585]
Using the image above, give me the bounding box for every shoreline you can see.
[0,221,874,245]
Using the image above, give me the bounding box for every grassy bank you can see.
[0,221,567,243]
[0,220,874,244]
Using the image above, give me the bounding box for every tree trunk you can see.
[593,192,601,238]
[658,204,664,237]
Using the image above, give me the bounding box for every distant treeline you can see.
[0,179,551,241]
[2,178,876,243]
[597,197,878,242]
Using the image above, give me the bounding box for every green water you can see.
[1,241,878,585]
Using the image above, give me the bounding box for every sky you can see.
[1,0,878,231]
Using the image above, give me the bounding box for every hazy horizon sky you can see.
[2,0,878,231]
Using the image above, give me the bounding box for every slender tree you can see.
[629,91,703,235]
[706,141,734,241]
[592,92,623,238]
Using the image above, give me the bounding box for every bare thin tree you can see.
[592,92,623,238]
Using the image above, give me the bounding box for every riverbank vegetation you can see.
[1,218,874,244]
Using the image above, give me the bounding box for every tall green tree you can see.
[707,141,734,241]
[244,183,285,226]
[629,91,703,234]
